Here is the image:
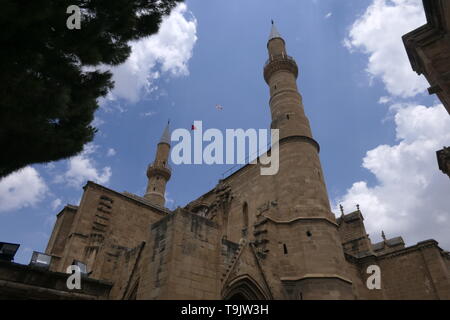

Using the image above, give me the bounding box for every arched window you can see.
[242,202,249,237]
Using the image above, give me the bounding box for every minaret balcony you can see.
[264,54,298,83]
[147,160,172,179]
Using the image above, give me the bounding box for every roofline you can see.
[55,204,78,218]
[357,239,446,261]
[83,181,170,215]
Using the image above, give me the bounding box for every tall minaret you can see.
[264,22,353,299]
[144,122,172,207]
[264,21,332,220]
[264,21,314,140]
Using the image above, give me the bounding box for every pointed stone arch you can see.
[222,275,270,300]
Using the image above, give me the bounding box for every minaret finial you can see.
[339,204,344,216]
[356,204,360,211]
[382,231,386,241]
[268,20,282,41]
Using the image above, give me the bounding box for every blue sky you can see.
[1,0,449,264]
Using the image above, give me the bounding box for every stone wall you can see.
[337,211,374,257]
[136,210,221,299]
[376,241,450,299]
[46,181,167,282]
[0,260,111,300]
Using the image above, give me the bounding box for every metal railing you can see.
[264,54,296,67]
[150,160,172,171]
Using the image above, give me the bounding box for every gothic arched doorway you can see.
[222,276,269,300]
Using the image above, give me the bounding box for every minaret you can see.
[265,21,313,141]
[264,21,331,220]
[144,122,172,207]
[264,22,353,299]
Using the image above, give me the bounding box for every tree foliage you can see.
[0,0,182,178]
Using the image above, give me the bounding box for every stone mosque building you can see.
[1,22,449,300]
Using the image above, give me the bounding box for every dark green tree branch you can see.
[0,0,182,178]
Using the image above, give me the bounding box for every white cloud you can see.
[141,111,157,117]
[91,116,105,127]
[334,104,450,249]
[344,0,428,98]
[165,191,175,204]
[51,198,62,210]
[0,167,48,213]
[106,148,116,157]
[108,3,197,103]
[55,144,112,188]
[165,191,175,209]
[45,163,56,170]
[378,96,391,104]
[325,12,332,19]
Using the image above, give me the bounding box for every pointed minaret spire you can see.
[159,120,171,146]
[269,20,282,41]
[144,123,172,207]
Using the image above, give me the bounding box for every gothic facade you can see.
[2,23,449,300]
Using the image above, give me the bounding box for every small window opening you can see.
[286,114,290,120]
[283,244,288,254]
[306,231,312,237]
